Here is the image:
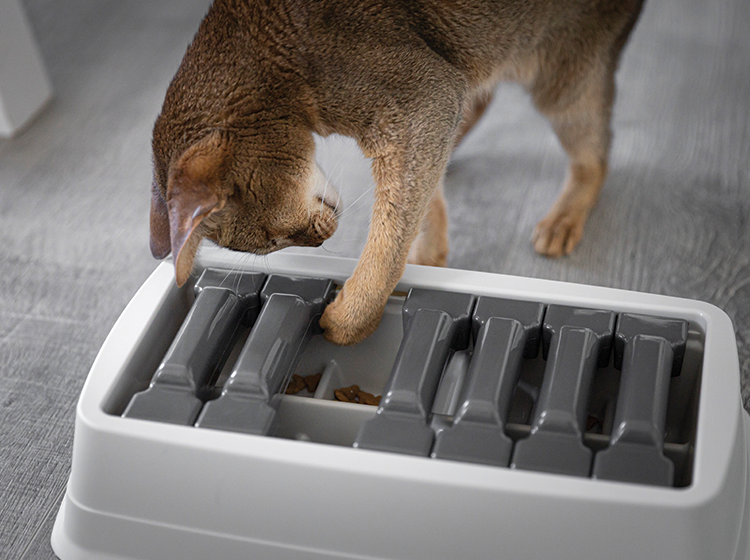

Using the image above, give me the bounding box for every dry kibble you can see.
[356,390,381,406]
[285,374,306,395]
[334,385,381,406]
[304,373,322,393]
[334,384,360,402]
[286,373,323,395]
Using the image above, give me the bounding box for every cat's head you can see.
[148,1,339,286]
[149,103,339,287]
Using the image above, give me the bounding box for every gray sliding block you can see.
[353,288,475,456]
[431,297,544,466]
[123,269,265,425]
[592,313,688,486]
[431,350,472,418]
[195,275,335,435]
[613,313,688,376]
[511,305,615,476]
[471,297,545,358]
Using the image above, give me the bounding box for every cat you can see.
[149,0,644,345]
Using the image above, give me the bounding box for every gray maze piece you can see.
[195,275,335,435]
[123,269,266,425]
[431,297,544,466]
[354,288,475,456]
[592,313,688,486]
[511,305,616,476]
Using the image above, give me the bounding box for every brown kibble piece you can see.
[356,390,381,406]
[333,385,381,406]
[334,384,360,402]
[285,374,306,395]
[304,373,322,394]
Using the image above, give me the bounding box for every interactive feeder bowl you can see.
[52,248,750,560]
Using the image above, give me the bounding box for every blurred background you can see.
[1,0,748,557]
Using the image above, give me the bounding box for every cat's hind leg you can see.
[454,90,494,148]
[407,90,494,267]
[530,61,615,257]
[407,176,449,266]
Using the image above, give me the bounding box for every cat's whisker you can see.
[335,184,375,220]
[319,243,342,256]
[335,194,345,219]
[320,178,328,210]
[231,253,246,282]
[223,266,236,289]
[317,153,345,217]
[265,254,275,276]
[226,260,245,293]
[250,253,262,274]
[331,160,346,215]
[233,258,245,292]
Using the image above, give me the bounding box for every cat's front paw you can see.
[319,279,386,346]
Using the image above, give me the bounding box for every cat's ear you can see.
[166,132,230,286]
[149,179,171,259]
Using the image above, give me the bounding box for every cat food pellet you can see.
[285,374,306,395]
[304,373,322,393]
[334,385,381,406]
[357,391,381,406]
[286,373,323,395]
[334,385,360,402]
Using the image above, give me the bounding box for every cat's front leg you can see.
[320,144,451,345]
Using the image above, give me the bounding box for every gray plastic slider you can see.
[123,269,265,425]
[353,288,475,456]
[592,313,688,486]
[195,275,335,435]
[431,297,544,466]
[511,305,615,476]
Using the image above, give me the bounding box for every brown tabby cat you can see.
[149,0,644,345]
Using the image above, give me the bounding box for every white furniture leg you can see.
[0,0,52,138]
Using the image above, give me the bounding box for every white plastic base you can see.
[52,249,750,560]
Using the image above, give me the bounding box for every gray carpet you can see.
[1,0,748,558]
